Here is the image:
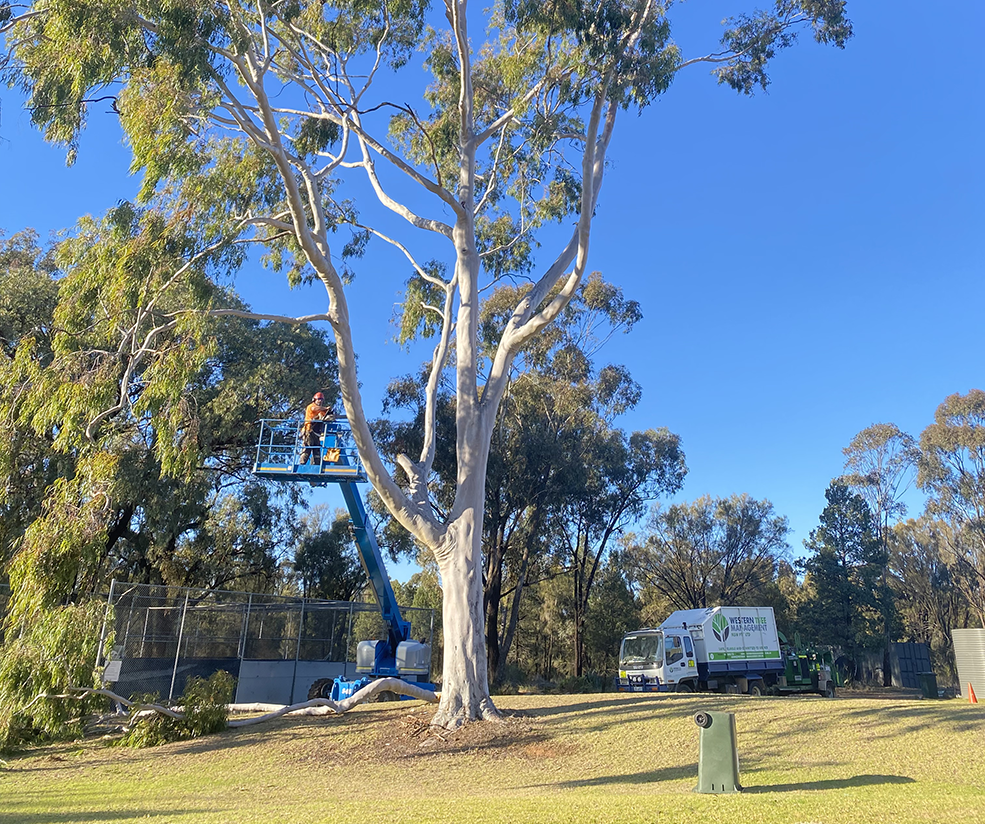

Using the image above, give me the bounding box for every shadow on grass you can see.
[528,764,697,788]
[7,710,357,772]
[523,695,665,717]
[524,695,728,729]
[0,809,201,823]
[743,774,916,793]
[9,725,284,771]
[530,696,772,741]
[835,703,984,737]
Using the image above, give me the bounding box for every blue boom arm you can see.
[338,480,412,668]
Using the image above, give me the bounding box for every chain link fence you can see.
[99,581,434,705]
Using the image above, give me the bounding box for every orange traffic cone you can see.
[969,683,978,704]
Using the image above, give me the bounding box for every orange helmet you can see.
[313,392,325,401]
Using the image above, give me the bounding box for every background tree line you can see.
[389,397,985,691]
[2,220,983,747]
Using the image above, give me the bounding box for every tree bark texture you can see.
[432,511,500,728]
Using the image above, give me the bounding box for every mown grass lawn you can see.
[2,692,982,824]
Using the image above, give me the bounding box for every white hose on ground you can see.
[227,677,439,727]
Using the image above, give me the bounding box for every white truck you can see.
[616,606,835,697]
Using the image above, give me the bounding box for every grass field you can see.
[2,691,982,824]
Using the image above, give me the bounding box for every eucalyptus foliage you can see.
[627,493,790,611]
[294,505,368,601]
[918,390,985,626]
[0,215,338,746]
[117,670,235,748]
[889,517,971,682]
[840,423,919,537]
[0,600,104,752]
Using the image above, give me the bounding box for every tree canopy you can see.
[0,221,339,747]
[840,423,918,536]
[294,505,368,601]
[2,0,853,727]
[797,483,886,658]
[918,390,985,625]
[626,494,790,610]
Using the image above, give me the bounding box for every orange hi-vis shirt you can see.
[303,402,330,433]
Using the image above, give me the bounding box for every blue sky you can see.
[1,1,983,578]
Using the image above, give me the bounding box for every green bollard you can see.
[693,711,742,794]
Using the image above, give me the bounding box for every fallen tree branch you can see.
[21,687,182,720]
[25,679,439,731]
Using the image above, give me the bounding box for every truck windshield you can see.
[620,634,663,665]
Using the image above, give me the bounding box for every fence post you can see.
[121,585,137,657]
[239,593,253,660]
[95,579,116,672]
[345,602,355,680]
[429,609,436,681]
[330,608,338,662]
[139,602,151,658]
[170,589,191,701]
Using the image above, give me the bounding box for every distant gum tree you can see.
[2,1,852,727]
[840,423,919,540]
[918,390,985,627]
[839,423,919,684]
[889,516,972,682]
[626,494,790,610]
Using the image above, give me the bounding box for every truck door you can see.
[664,635,692,685]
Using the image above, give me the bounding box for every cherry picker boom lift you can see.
[253,417,433,699]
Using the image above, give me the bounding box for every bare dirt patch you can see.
[281,704,559,767]
[366,707,547,760]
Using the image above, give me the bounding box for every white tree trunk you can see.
[430,460,501,728]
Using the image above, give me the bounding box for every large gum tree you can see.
[2,0,851,728]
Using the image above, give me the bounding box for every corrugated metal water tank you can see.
[951,629,985,700]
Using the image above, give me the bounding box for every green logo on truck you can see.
[712,613,730,643]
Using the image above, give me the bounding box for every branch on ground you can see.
[26,678,439,733]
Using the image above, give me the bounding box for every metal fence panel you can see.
[100,581,433,703]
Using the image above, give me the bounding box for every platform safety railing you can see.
[253,417,367,483]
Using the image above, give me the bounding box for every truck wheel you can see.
[307,678,333,701]
[749,681,765,697]
[675,681,694,693]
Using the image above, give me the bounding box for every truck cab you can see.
[617,629,698,692]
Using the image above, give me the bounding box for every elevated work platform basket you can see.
[253,418,367,484]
